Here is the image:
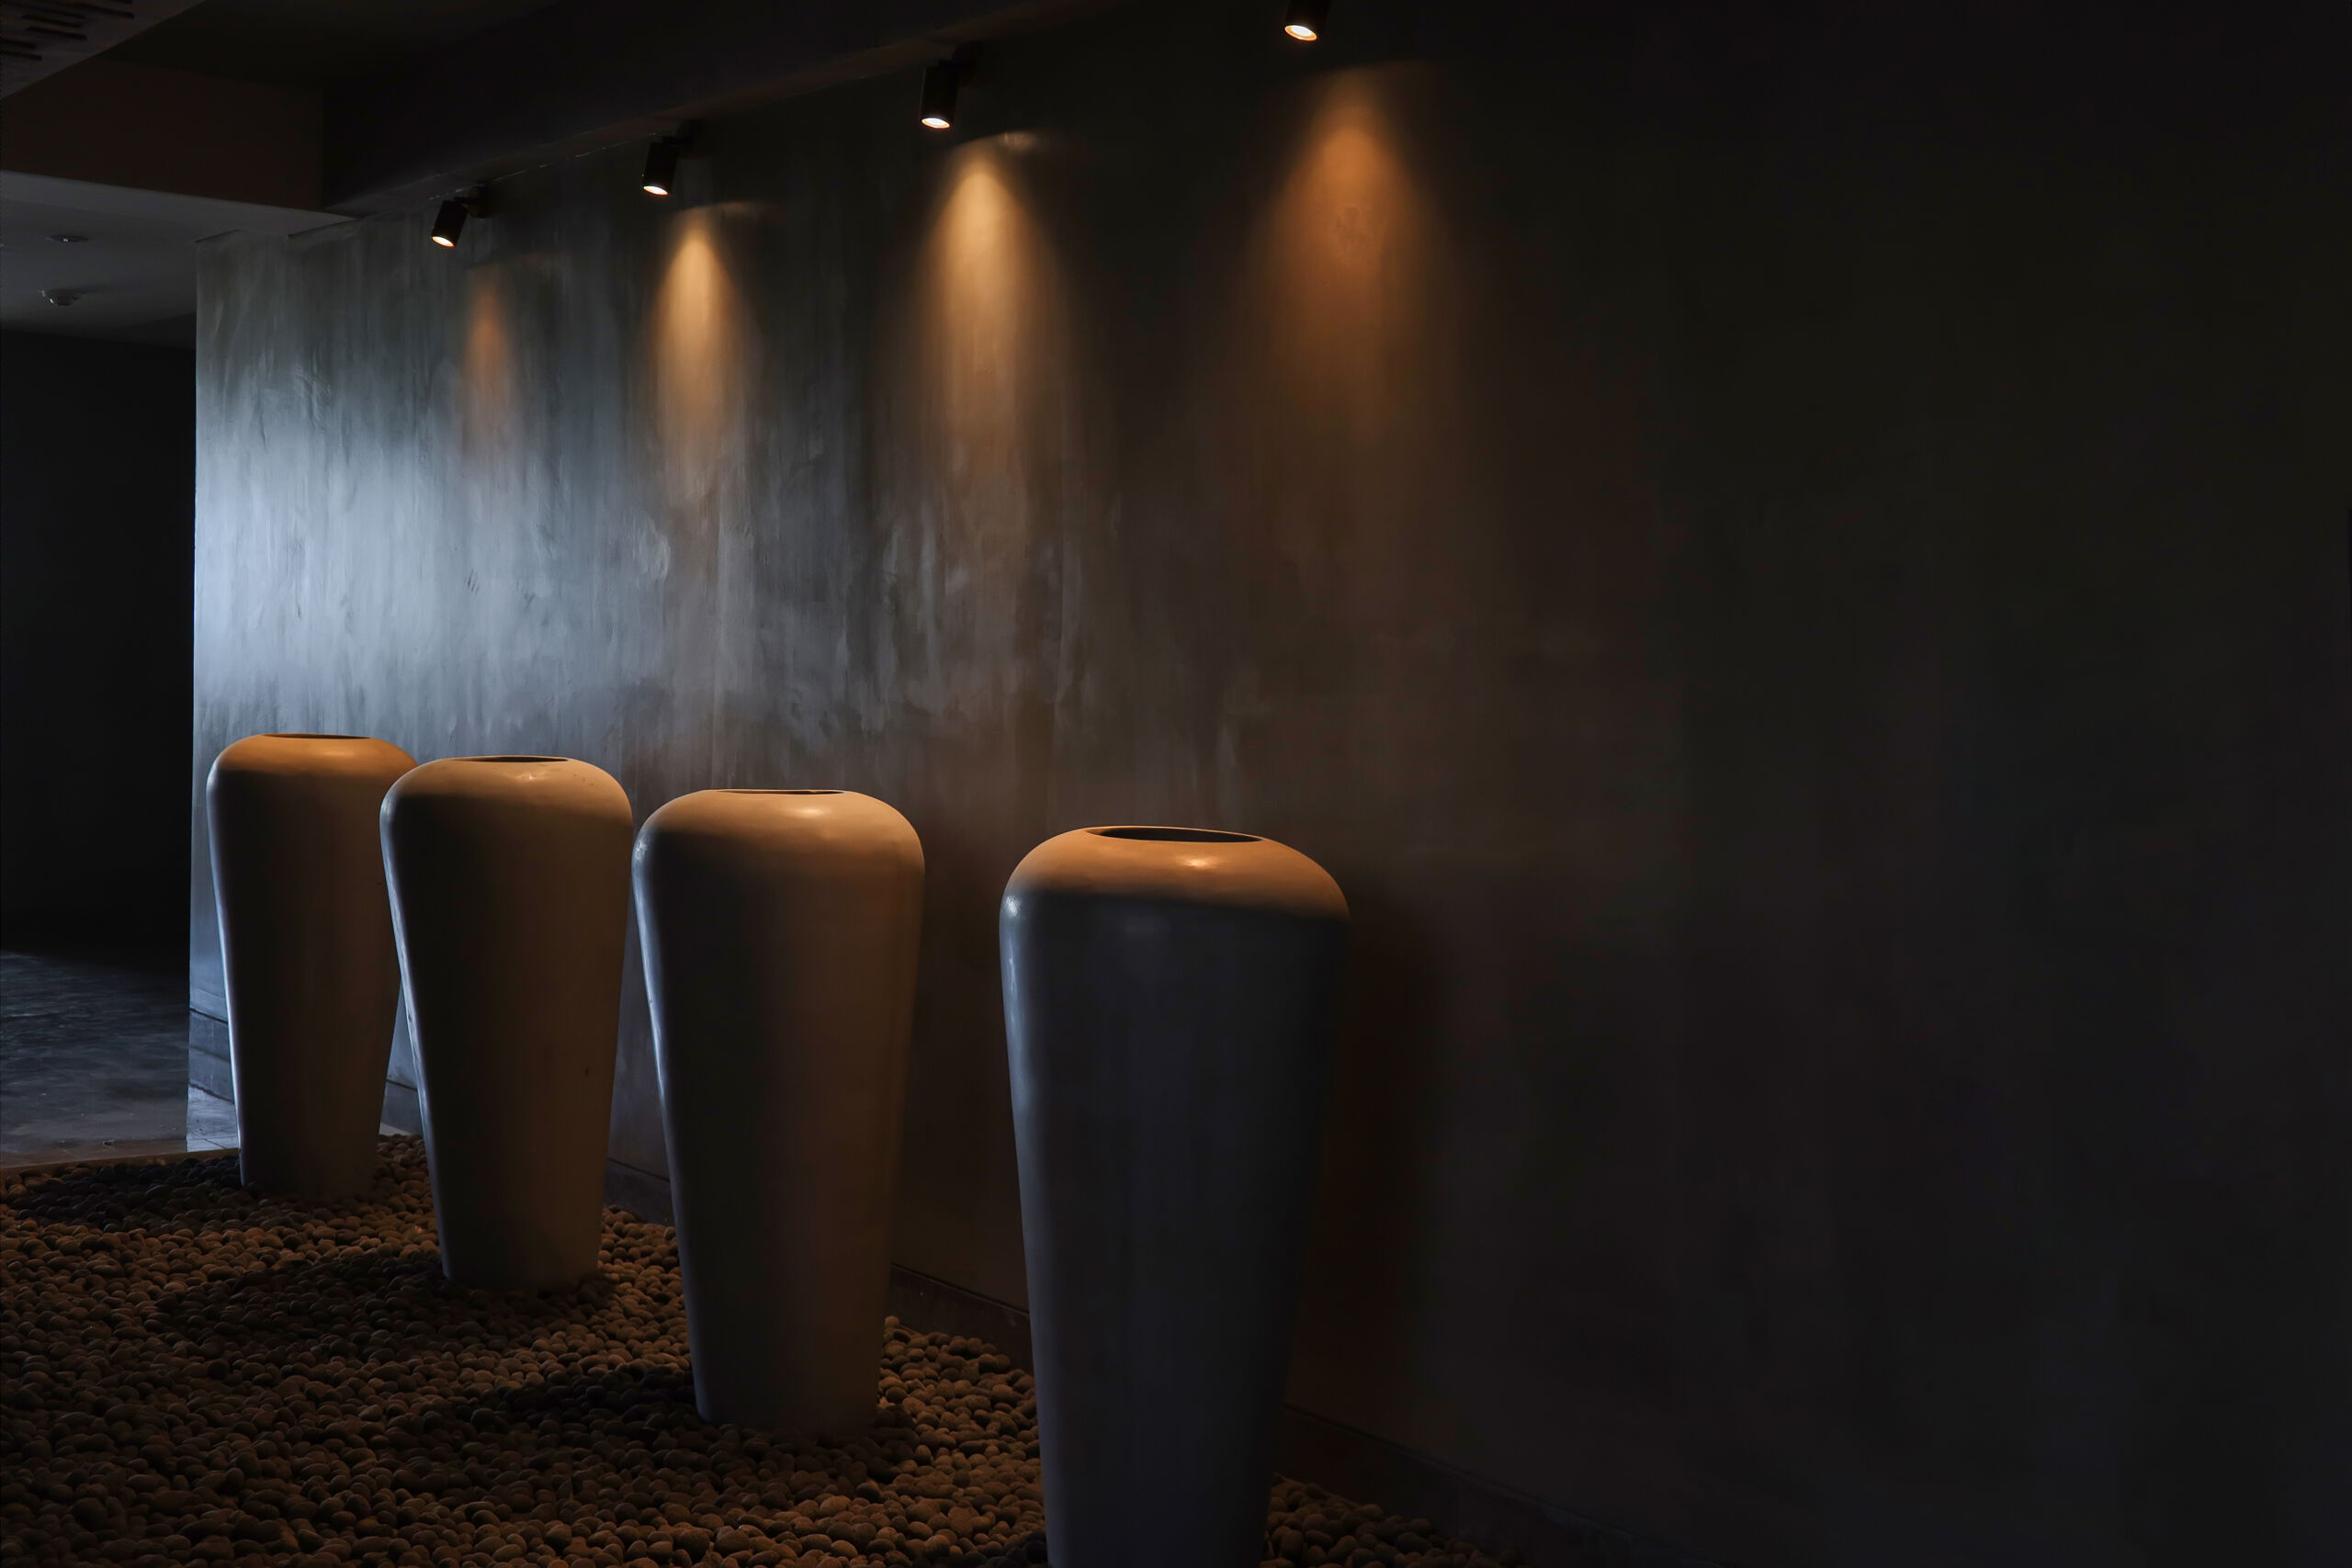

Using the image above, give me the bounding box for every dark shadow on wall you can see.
[0,331,194,950]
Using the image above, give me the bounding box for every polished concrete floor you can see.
[0,948,237,1169]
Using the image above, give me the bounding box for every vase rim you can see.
[265,732,368,740]
[462,755,568,763]
[1088,825,1262,843]
[721,788,844,795]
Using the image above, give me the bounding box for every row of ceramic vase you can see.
[207,733,1349,1568]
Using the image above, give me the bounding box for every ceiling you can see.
[106,0,561,88]
[0,171,340,344]
[3,0,559,344]
[0,0,206,96]
[3,0,1098,342]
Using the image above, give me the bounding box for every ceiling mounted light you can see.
[641,140,680,196]
[42,288,83,307]
[920,43,980,130]
[48,232,89,244]
[1283,0,1332,41]
[641,121,700,197]
[429,186,489,250]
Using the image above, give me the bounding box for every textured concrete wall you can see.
[2,332,192,946]
[192,2,2352,1562]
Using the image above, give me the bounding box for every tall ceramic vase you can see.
[1001,826,1349,1568]
[207,733,416,1199]
[381,756,634,1291]
[636,789,925,1431]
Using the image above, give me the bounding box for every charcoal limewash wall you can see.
[190,3,2352,1563]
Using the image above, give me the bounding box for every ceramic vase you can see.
[635,789,926,1430]
[206,733,417,1199]
[1001,826,1349,1568]
[381,756,634,1290]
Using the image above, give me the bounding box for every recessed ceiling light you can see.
[48,233,90,243]
[42,288,84,307]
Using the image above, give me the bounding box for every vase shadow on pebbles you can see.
[0,1137,1516,1568]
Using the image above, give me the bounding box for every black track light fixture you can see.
[642,140,681,197]
[429,186,489,250]
[1283,0,1332,42]
[641,122,700,197]
[919,43,980,130]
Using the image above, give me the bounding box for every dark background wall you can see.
[3,330,194,949]
[188,3,2352,1563]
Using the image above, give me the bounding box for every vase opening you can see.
[722,788,844,795]
[266,732,367,740]
[469,755,567,763]
[1090,826,1261,843]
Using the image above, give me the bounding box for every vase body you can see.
[636,789,925,1431]
[381,756,633,1290]
[1001,826,1349,1568]
[206,733,416,1199]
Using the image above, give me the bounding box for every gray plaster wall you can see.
[191,2,2352,1563]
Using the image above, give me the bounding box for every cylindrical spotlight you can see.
[919,58,961,130]
[642,137,682,196]
[430,199,468,248]
[1283,0,1331,41]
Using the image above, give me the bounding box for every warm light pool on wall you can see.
[1283,0,1332,40]
[920,44,980,130]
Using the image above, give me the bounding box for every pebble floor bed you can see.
[1,1137,1519,1568]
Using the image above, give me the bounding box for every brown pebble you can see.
[0,1139,1510,1568]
